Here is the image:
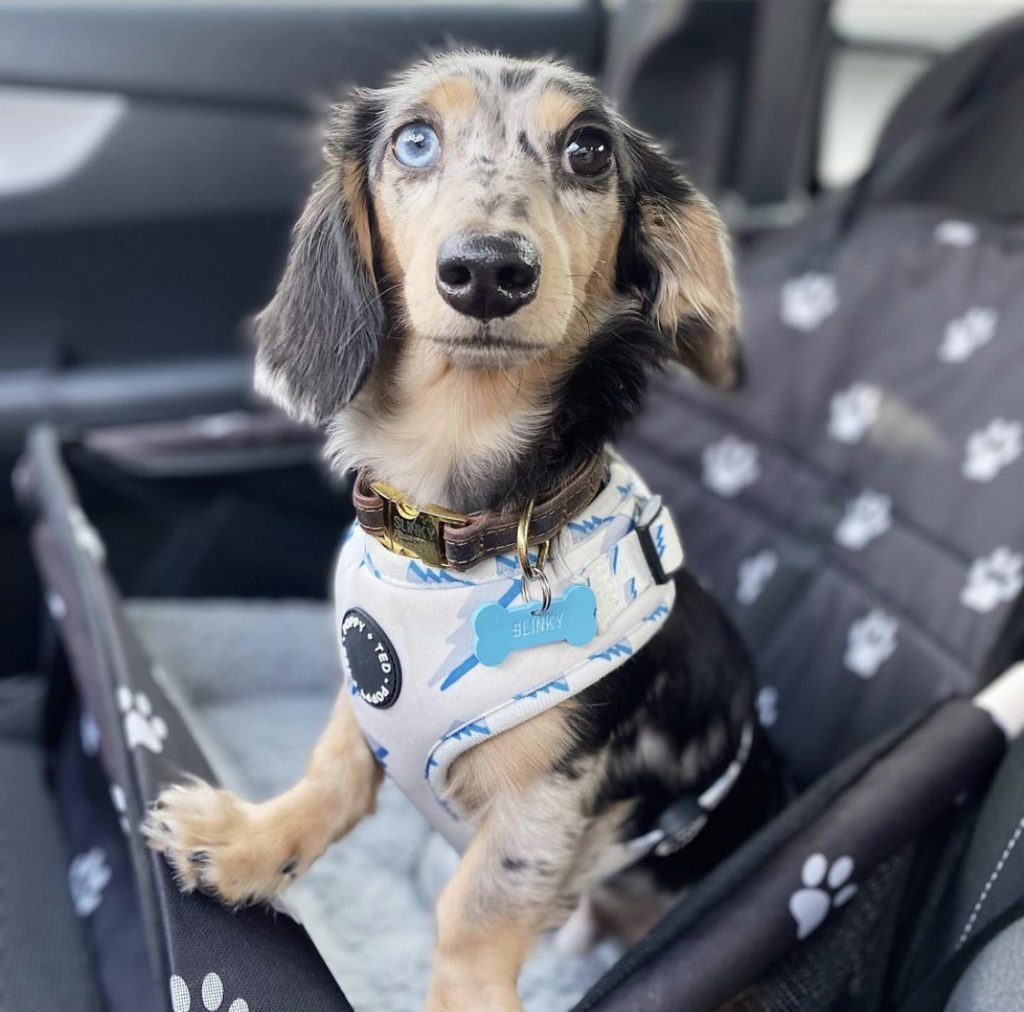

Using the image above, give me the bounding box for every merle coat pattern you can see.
[145,52,782,1012]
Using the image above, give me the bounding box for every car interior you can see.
[3,2,1024,1011]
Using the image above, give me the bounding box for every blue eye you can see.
[393,122,440,169]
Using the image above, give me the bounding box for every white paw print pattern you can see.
[834,490,893,551]
[736,549,778,605]
[756,686,779,728]
[789,853,858,940]
[118,687,168,753]
[170,972,249,1012]
[963,419,1023,483]
[68,504,107,563]
[80,710,101,757]
[828,383,882,445]
[68,847,111,917]
[111,784,130,835]
[46,590,67,621]
[844,609,899,678]
[938,306,998,363]
[780,272,838,332]
[702,436,761,498]
[934,219,979,247]
[961,547,1024,614]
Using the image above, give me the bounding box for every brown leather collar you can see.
[352,455,607,571]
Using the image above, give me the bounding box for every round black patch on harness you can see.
[341,608,402,709]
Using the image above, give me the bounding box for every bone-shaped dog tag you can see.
[473,584,598,667]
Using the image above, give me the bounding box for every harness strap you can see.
[590,721,756,882]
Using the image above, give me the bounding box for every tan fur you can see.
[423,75,477,121]
[645,192,740,385]
[341,158,375,276]
[533,88,585,135]
[144,692,381,904]
[447,706,572,811]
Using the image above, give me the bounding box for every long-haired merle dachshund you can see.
[146,52,783,1011]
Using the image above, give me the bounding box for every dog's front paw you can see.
[143,778,313,906]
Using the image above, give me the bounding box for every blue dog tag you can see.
[473,584,598,667]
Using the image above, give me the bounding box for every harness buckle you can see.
[369,481,469,569]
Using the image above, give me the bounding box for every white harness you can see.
[334,453,685,852]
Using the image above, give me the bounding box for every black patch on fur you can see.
[565,570,786,892]
[510,195,530,221]
[501,66,536,91]
[517,130,543,164]
[253,91,386,422]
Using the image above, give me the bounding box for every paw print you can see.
[68,847,111,917]
[844,609,898,678]
[963,419,1023,483]
[789,853,857,940]
[934,219,978,247]
[68,504,106,563]
[111,783,130,835]
[118,687,168,754]
[80,709,101,757]
[170,972,249,1012]
[828,383,882,445]
[756,686,779,728]
[834,490,892,550]
[736,549,778,605]
[702,436,761,498]
[938,306,998,363]
[961,547,1024,614]
[780,272,838,332]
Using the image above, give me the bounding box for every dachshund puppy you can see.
[145,52,782,1012]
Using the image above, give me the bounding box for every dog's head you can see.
[254,51,740,427]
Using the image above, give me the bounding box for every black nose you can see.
[436,232,540,320]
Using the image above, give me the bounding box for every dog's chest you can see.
[333,455,684,850]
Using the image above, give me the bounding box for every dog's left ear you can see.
[253,91,385,424]
[618,128,742,388]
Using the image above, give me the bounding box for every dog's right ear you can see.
[254,91,385,424]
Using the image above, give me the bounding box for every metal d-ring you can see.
[517,499,552,613]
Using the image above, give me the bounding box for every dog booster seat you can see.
[19,16,1024,1012]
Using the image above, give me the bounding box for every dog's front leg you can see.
[144,690,382,904]
[425,780,583,1012]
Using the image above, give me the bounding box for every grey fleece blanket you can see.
[128,599,619,1012]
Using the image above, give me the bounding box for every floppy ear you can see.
[617,128,742,388]
[254,93,385,424]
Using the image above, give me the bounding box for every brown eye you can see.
[563,127,612,177]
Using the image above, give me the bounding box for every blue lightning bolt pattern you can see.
[609,544,620,575]
[643,603,670,623]
[513,676,571,701]
[363,733,389,768]
[435,578,523,692]
[406,561,474,587]
[654,524,666,557]
[568,514,615,539]
[625,576,637,602]
[617,481,635,497]
[588,641,633,662]
[358,547,382,579]
[443,720,491,742]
